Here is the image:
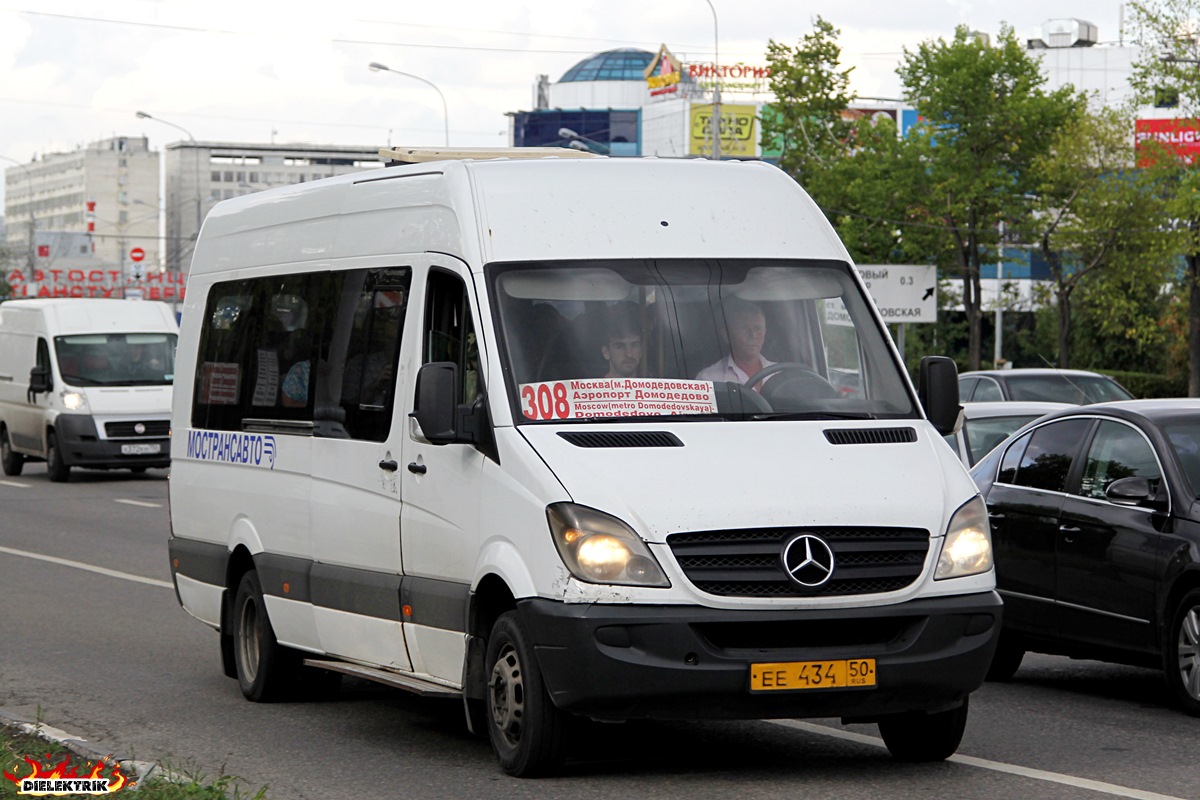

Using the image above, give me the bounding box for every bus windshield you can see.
[489,259,916,423]
[55,333,177,387]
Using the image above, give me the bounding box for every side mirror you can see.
[411,362,458,444]
[918,356,961,436]
[1105,476,1157,507]
[29,364,52,395]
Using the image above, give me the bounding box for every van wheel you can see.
[985,633,1025,682]
[46,432,70,483]
[485,611,566,777]
[878,697,969,762]
[0,428,24,477]
[1165,589,1200,716]
[233,570,298,702]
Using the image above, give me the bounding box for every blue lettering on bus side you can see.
[185,430,277,469]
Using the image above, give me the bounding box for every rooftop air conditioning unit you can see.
[1040,18,1098,48]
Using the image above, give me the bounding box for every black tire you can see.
[46,432,70,483]
[878,697,970,762]
[1165,588,1200,716]
[485,611,566,777]
[232,570,299,702]
[0,427,24,477]
[985,634,1025,682]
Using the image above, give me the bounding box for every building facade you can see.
[163,142,386,273]
[3,136,159,291]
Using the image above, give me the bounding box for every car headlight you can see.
[547,503,670,587]
[935,496,993,580]
[61,391,89,412]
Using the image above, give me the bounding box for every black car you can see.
[969,400,1200,714]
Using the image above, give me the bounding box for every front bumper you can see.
[519,591,1001,721]
[56,414,170,469]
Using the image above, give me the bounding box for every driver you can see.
[695,298,775,391]
[600,304,643,380]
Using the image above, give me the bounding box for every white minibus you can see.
[168,148,999,776]
[0,298,177,480]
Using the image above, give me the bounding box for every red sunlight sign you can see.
[1135,118,1200,166]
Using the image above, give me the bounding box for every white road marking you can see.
[0,480,31,488]
[772,720,1187,800]
[114,498,162,508]
[0,545,173,589]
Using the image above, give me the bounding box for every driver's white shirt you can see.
[695,355,776,384]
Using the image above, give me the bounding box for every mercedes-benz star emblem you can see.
[134,423,146,435]
[781,534,836,588]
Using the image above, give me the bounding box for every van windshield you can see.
[55,333,177,387]
[489,259,916,423]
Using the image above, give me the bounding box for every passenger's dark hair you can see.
[603,302,641,344]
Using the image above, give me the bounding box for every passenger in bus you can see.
[695,298,775,391]
[600,305,642,380]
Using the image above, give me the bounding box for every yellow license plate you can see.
[749,659,876,691]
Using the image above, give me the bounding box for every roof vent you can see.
[557,431,683,448]
[823,427,917,445]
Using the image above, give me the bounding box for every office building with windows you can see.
[163,142,386,273]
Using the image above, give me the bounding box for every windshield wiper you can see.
[750,411,878,421]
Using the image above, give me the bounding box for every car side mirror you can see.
[918,356,962,436]
[29,365,52,395]
[1105,476,1158,507]
[411,362,457,444]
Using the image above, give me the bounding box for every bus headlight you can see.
[547,503,670,587]
[935,496,993,580]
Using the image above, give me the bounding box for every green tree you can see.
[1129,0,1200,395]
[761,17,856,190]
[1024,105,1175,367]
[897,25,1084,370]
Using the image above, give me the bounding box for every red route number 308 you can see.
[521,382,572,420]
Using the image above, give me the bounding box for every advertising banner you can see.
[1136,118,1200,165]
[689,103,758,158]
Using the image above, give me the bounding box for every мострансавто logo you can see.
[4,753,133,795]
[185,430,276,469]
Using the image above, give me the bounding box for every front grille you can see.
[694,617,915,651]
[105,420,170,439]
[667,526,930,598]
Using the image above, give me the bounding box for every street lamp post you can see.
[368,62,450,147]
[0,154,37,271]
[704,0,721,161]
[135,110,202,275]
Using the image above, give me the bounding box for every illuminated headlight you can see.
[935,496,993,580]
[547,503,670,587]
[61,391,89,412]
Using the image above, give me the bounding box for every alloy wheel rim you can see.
[1179,605,1200,701]
[238,598,261,683]
[489,642,524,749]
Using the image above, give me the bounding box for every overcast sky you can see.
[1,0,1131,207]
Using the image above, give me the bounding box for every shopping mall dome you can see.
[557,49,656,83]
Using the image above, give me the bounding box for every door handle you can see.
[378,459,398,472]
[1058,525,1081,533]
[987,512,1005,521]
[407,462,427,475]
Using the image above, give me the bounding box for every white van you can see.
[168,148,999,777]
[0,298,178,481]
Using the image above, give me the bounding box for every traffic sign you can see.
[130,247,145,263]
[856,265,937,323]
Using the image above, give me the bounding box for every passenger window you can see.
[424,270,480,405]
[1011,419,1092,492]
[192,269,410,439]
[958,377,978,401]
[314,268,411,441]
[972,379,1003,402]
[1078,421,1161,500]
[997,431,1031,484]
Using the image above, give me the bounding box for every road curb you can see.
[0,708,158,787]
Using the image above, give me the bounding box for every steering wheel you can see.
[745,362,841,404]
